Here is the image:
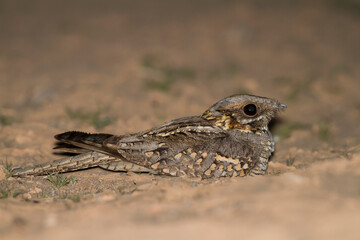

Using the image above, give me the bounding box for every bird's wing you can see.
[101,116,228,168]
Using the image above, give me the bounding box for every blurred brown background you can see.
[1,0,360,239]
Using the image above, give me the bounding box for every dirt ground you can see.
[1,0,360,239]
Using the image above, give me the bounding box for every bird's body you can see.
[12,94,286,178]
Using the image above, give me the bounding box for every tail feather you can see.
[55,131,113,147]
[53,142,90,154]
[54,131,114,154]
[12,152,117,177]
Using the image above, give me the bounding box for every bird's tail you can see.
[12,152,116,177]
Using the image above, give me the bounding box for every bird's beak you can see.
[277,103,287,109]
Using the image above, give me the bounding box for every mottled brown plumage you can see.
[12,94,286,178]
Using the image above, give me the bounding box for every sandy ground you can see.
[1,0,360,239]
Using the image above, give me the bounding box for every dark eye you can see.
[243,104,257,116]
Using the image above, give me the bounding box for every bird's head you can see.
[202,94,286,131]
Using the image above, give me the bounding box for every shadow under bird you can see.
[12,94,286,179]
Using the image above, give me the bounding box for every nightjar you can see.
[12,94,286,178]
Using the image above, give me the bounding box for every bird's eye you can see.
[243,104,257,116]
